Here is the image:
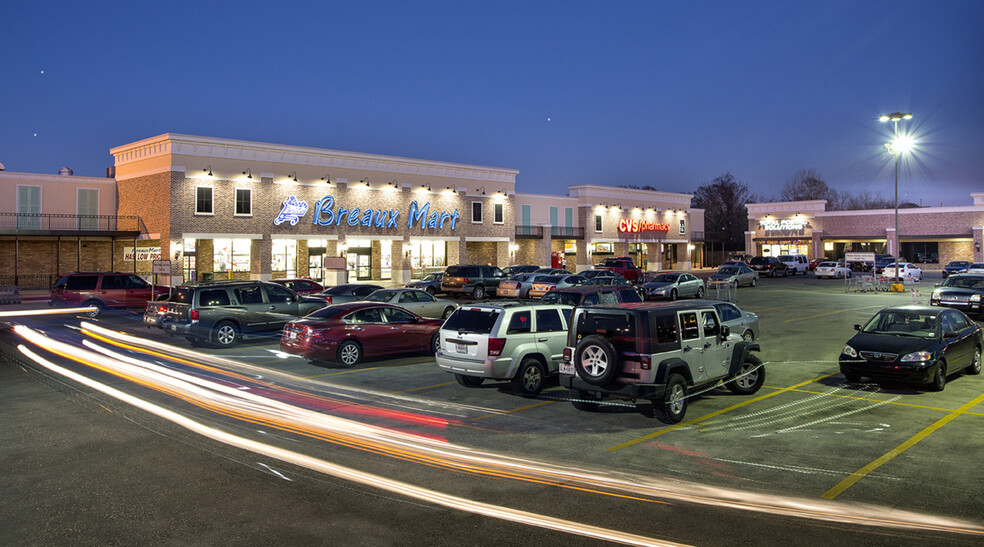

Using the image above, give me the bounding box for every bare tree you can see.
[779,169,837,202]
[691,172,754,251]
[839,190,894,210]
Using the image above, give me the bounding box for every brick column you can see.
[539,225,553,267]
[744,231,755,255]
[251,235,272,281]
[576,239,591,272]
[196,239,213,281]
[679,243,692,271]
[297,239,310,278]
[393,238,410,284]
[974,226,983,262]
[496,241,510,268]
[614,241,629,257]
[811,230,825,259]
[646,242,662,272]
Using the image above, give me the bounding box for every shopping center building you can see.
[107,133,705,285]
[745,195,984,265]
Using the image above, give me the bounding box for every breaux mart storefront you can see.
[111,134,518,286]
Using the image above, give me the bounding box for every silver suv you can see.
[435,302,574,396]
[560,301,764,423]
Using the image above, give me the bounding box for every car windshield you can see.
[941,276,984,289]
[947,262,970,268]
[541,292,580,305]
[537,275,563,283]
[777,255,792,261]
[651,274,680,282]
[365,290,397,302]
[861,310,938,338]
[749,257,767,265]
[717,267,739,275]
[422,273,441,282]
[509,274,528,281]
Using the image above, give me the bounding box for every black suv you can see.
[560,302,764,423]
[441,264,506,299]
[749,256,789,277]
[146,280,326,347]
[541,286,642,307]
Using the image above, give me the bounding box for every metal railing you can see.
[0,274,61,290]
[550,226,584,239]
[690,231,705,241]
[0,213,140,233]
[515,225,543,239]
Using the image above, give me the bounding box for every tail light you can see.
[562,347,572,363]
[190,309,199,321]
[640,355,651,370]
[549,285,557,290]
[306,327,330,339]
[157,304,167,314]
[487,338,506,357]
[323,295,333,304]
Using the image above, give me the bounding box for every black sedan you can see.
[930,274,984,317]
[839,306,982,391]
[942,261,972,278]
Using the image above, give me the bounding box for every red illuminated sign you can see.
[618,219,670,233]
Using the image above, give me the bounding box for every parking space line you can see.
[388,381,456,394]
[471,399,558,421]
[303,358,433,378]
[782,305,883,323]
[821,392,984,500]
[769,385,984,417]
[607,372,837,451]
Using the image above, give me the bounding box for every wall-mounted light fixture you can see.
[388,179,398,188]
[476,186,486,195]
[287,171,298,182]
[202,165,213,177]
[418,182,431,191]
[976,242,981,253]
[360,177,371,187]
[321,173,332,184]
[497,188,506,196]
[242,168,252,179]
[444,185,456,194]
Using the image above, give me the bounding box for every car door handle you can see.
[537,338,547,342]
[703,343,711,349]
[683,346,692,352]
[390,326,400,330]
[268,305,277,310]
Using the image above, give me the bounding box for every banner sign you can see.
[124,246,161,261]
[617,219,670,234]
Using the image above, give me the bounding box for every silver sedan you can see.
[709,301,760,341]
[497,273,548,299]
[528,274,587,299]
[364,289,458,319]
[642,272,704,300]
[708,265,758,288]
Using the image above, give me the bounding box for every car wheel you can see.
[726,356,765,395]
[843,371,863,383]
[741,330,755,342]
[454,373,484,387]
[337,340,362,367]
[511,358,547,396]
[660,373,688,424]
[81,299,104,318]
[442,306,455,320]
[968,347,982,375]
[770,269,777,278]
[430,333,441,354]
[930,360,946,391]
[570,389,601,411]
[696,286,705,299]
[669,289,678,301]
[750,278,756,287]
[426,286,436,295]
[212,321,239,347]
[847,271,852,278]
[473,286,485,300]
[783,269,789,277]
[573,335,621,386]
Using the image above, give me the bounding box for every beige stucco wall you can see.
[0,171,117,216]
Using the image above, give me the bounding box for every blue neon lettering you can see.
[312,196,335,226]
[387,210,399,228]
[347,208,360,226]
[335,207,348,226]
[439,211,450,228]
[361,209,373,226]
[427,212,439,228]
[374,210,387,227]
[449,209,459,229]
[408,201,429,229]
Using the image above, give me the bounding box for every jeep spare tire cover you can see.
[573,335,621,386]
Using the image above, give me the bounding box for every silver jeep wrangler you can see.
[560,301,764,423]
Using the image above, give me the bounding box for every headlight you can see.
[842,345,858,358]
[901,351,932,362]
[971,294,982,303]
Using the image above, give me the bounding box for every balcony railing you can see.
[550,226,584,239]
[515,225,543,239]
[0,213,140,235]
[690,231,705,241]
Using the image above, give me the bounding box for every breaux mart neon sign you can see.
[274,195,461,230]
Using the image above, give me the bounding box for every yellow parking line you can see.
[782,305,883,323]
[303,358,433,378]
[769,386,984,417]
[472,400,558,421]
[607,372,837,451]
[388,381,456,394]
[822,392,984,500]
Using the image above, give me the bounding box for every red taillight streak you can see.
[157,305,167,314]
[487,338,506,357]
[640,355,651,370]
[323,295,332,304]
[190,309,199,321]
[549,285,556,290]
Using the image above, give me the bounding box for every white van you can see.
[777,254,809,275]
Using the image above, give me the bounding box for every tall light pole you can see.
[880,112,913,285]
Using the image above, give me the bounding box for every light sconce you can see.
[445,185,457,194]
[321,173,332,184]
[497,188,506,196]
[287,171,298,182]
[242,168,252,179]
[202,165,213,177]
[476,186,486,195]
[419,182,431,191]
[388,179,398,188]
[360,177,371,187]
[976,242,981,253]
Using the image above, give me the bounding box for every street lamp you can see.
[880,112,913,285]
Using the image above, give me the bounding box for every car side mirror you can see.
[944,330,958,339]
[854,324,862,331]
[720,325,730,338]
[933,283,940,288]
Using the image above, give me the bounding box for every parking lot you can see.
[12,271,984,524]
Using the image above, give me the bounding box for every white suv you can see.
[778,254,809,275]
[435,302,574,396]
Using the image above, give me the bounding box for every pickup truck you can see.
[597,257,643,282]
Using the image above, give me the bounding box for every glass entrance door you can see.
[346,248,372,280]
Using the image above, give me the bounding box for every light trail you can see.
[0,307,97,317]
[11,324,984,538]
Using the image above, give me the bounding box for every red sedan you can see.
[281,302,443,367]
[270,278,324,295]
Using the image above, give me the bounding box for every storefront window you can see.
[182,238,197,282]
[272,240,297,278]
[213,239,251,272]
[901,242,939,263]
[409,240,446,275]
[380,240,392,280]
[592,242,614,255]
[308,239,328,281]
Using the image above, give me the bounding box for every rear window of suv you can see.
[171,288,194,304]
[573,311,636,350]
[443,308,500,334]
[749,257,767,265]
[446,266,480,278]
[66,275,99,291]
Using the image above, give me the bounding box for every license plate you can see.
[559,362,575,375]
[169,324,177,331]
[289,332,297,340]
[455,343,468,354]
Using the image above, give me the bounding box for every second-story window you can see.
[472,201,483,223]
[679,218,686,235]
[196,186,213,215]
[493,202,504,224]
[595,214,603,233]
[235,188,252,216]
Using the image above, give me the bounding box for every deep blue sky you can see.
[3,1,982,205]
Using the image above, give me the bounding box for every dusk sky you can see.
[3,0,982,205]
